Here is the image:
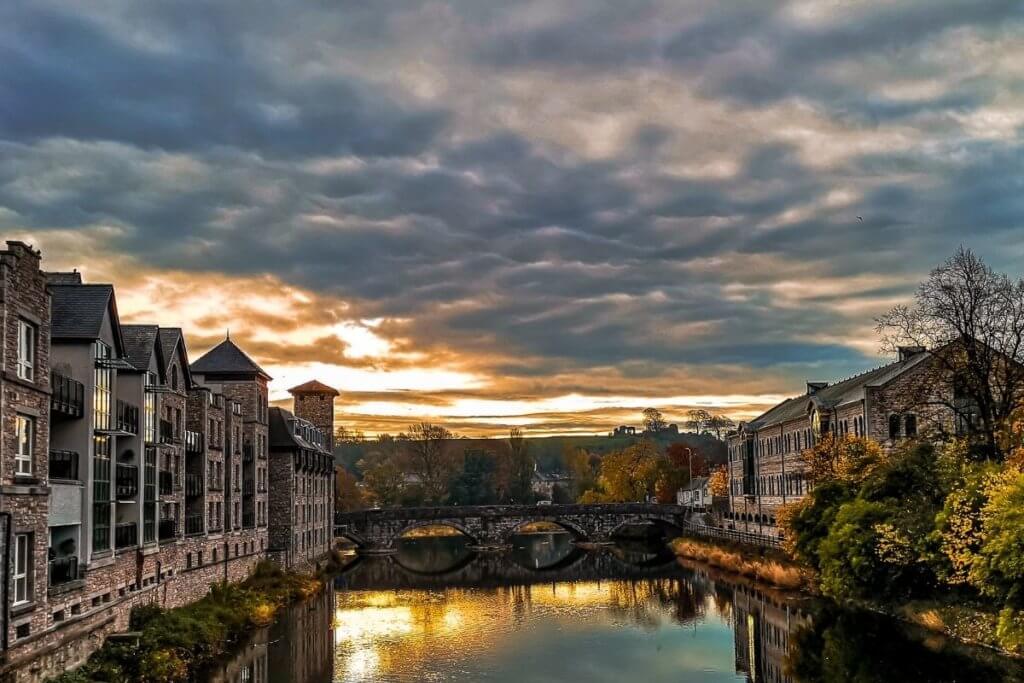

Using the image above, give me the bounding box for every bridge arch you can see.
[391,521,480,549]
[607,516,683,542]
[502,518,589,546]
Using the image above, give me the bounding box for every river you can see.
[205,532,1024,682]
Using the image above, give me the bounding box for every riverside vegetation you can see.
[50,562,327,683]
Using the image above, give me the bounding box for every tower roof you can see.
[288,379,339,396]
[190,337,271,380]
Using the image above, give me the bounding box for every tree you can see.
[334,468,365,512]
[564,446,598,498]
[358,451,405,506]
[450,449,498,505]
[401,422,457,504]
[642,407,667,433]
[507,427,535,503]
[708,466,729,497]
[595,440,660,502]
[876,247,1024,459]
[800,434,886,485]
[685,409,712,434]
[707,415,736,440]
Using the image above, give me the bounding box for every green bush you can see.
[970,471,1024,606]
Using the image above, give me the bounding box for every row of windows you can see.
[731,473,808,497]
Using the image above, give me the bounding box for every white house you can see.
[677,476,710,509]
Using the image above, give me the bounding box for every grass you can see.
[49,561,326,683]
[670,536,807,591]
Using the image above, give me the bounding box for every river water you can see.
[206,533,1023,682]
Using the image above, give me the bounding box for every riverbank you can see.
[670,533,1024,663]
[49,561,332,683]
[669,535,807,590]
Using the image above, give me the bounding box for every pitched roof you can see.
[744,351,932,431]
[121,324,160,372]
[157,327,193,389]
[190,337,271,380]
[683,477,709,491]
[50,284,125,354]
[288,379,339,396]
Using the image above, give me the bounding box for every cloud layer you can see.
[2,0,1023,435]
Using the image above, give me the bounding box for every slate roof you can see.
[288,379,339,396]
[157,327,193,388]
[45,271,83,285]
[744,351,932,431]
[682,476,709,491]
[49,284,125,354]
[121,324,160,372]
[190,337,271,380]
[269,407,329,453]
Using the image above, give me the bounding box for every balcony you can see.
[115,522,137,549]
[242,511,255,528]
[49,556,79,587]
[185,473,204,497]
[184,515,204,536]
[159,419,174,445]
[242,444,254,463]
[51,372,85,418]
[49,450,79,481]
[159,470,173,495]
[115,400,139,435]
[185,430,203,454]
[158,518,177,541]
[115,464,139,500]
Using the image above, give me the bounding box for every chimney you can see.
[898,346,926,362]
[288,380,340,451]
[806,382,829,395]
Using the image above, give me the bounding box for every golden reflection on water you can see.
[333,579,716,682]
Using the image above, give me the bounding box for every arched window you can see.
[888,414,901,440]
[905,414,917,437]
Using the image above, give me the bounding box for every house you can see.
[531,469,573,501]
[677,477,710,509]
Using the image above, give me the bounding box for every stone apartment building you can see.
[725,345,961,538]
[0,245,315,682]
[266,381,337,571]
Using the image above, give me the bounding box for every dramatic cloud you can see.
[2,0,1022,435]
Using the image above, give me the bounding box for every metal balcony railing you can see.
[185,473,204,497]
[49,556,79,586]
[184,430,203,454]
[51,372,85,418]
[115,522,137,549]
[115,464,139,499]
[184,515,204,536]
[49,450,79,480]
[158,518,176,541]
[116,400,139,434]
[159,470,173,495]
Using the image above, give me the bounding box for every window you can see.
[888,414,901,440]
[144,372,157,443]
[905,414,918,438]
[15,414,33,476]
[93,341,112,430]
[13,533,32,604]
[17,320,35,381]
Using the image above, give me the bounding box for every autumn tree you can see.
[334,468,365,512]
[564,446,599,498]
[708,466,729,497]
[876,247,1024,459]
[507,427,536,503]
[358,450,405,506]
[642,407,667,433]
[801,434,886,485]
[592,440,660,502]
[401,422,458,504]
[707,415,736,440]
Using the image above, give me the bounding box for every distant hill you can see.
[335,431,726,476]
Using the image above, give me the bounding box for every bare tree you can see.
[876,247,1024,459]
[707,414,736,440]
[402,422,456,503]
[685,409,712,434]
[642,407,667,433]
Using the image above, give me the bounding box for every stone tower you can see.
[288,379,340,450]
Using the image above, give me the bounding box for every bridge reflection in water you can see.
[206,533,1023,683]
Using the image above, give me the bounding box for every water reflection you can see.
[207,538,1024,682]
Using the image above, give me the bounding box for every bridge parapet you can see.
[335,503,689,552]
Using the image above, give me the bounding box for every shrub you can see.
[969,470,1024,606]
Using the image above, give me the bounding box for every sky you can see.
[2,0,1023,437]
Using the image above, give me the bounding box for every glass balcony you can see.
[51,372,85,418]
[115,400,139,434]
[184,430,203,454]
[49,450,80,480]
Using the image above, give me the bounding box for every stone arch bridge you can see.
[334,503,688,552]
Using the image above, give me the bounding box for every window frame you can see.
[16,319,35,381]
[15,413,34,476]
[13,532,31,605]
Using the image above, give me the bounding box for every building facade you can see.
[724,346,958,538]
[0,247,294,682]
[266,380,337,571]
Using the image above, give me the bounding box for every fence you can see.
[680,521,783,549]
